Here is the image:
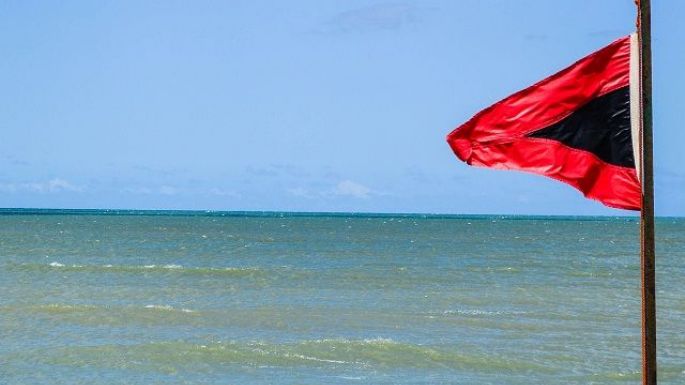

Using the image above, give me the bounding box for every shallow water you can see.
[1,210,683,384]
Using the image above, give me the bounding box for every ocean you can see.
[1,210,683,384]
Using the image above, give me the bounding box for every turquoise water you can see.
[1,210,683,384]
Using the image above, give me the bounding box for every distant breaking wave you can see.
[144,304,195,313]
[40,338,553,373]
[7,262,264,277]
[16,303,198,315]
[5,262,478,287]
[7,303,202,326]
[440,309,528,316]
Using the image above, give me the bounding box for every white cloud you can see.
[321,3,427,33]
[0,178,84,193]
[333,180,372,199]
[288,180,377,200]
[46,178,83,192]
[287,187,315,199]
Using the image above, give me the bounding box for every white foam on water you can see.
[442,309,527,316]
[145,304,174,311]
[49,262,65,267]
[144,304,195,313]
[308,337,396,346]
[361,337,395,344]
[285,353,350,364]
[142,264,184,270]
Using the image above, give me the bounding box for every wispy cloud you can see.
[333,180,372,198]
[244,164,309,178]
[245,166,280,177]
[208,188,241,198]
[3,155,31,167]
[122,186,179,195]
[120,185,243,198]
[121,186,153,195]
[131,165,184,177]
[288,180,377,200]
[0,178,84,193]
[319,3,428,34]
[287,187,316,199]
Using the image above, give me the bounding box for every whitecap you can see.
[144,304,174,311]
[49,262,65,267]
[361,337,395,344]
[285,353,349,364]
[442,309,527,316]
[144,304,195,313]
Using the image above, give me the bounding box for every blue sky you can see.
[1,0,682,215]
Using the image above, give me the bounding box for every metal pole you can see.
[638,1,656,385]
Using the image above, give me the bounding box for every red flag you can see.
[447,36,641,210]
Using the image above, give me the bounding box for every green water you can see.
[1,210,683,384]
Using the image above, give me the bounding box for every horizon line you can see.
[0,207,671,220]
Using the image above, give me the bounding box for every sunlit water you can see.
[1,210,683,384]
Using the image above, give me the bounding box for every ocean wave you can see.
[440,309,528,317]
[5,262,471,288]
[144,304,195,313]
[26,303,100,314]
[7,262,263,277]
[465,266,521,273]
[10,303,201,325]
[42,338,553,373]
[580,366,685,382]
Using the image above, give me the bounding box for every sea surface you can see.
[0,210,683,385]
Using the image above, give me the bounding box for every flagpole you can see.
[637,1,656,385]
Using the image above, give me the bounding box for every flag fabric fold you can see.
[447,35,641,210]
